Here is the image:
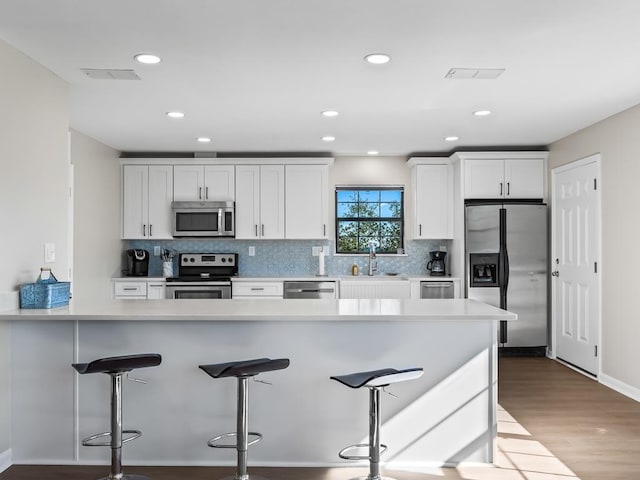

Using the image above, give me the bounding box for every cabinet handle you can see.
[149,224,153,237]
[199,187,202,200]
[323,224,326,236]
[507,182,510,196]
[143,224,146,237]
[206,187,209,199]
[500,182,503,196]
[261,224,265,236]
[251,287,265,291]
[419,224,422,236]
[255,224,258,237]
[123,287,138,291]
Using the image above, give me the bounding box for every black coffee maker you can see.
[125,249,149,276]
[427,251,447,276]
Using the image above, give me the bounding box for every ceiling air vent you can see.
[445,68,505,79]
[81,68,141,80]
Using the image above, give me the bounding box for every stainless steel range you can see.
[165,253,238,299]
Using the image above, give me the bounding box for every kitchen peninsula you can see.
[2,298,514,468]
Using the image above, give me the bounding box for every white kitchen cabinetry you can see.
[174,165,235,201]
[339,279,411,299]
[232,281,284,299]
[463,156,546,199]
[113,279,166,299]
[410,160,453,239]
[122,165,173,239]
[235,165,285,239]
[285,165,328,239]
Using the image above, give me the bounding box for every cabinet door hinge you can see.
[594,345,598,357]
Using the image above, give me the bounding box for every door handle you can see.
[255,224,258,237]
[507,182,510,196]
[143,224,146,237]
[419,224,422,236]
[149,224,153,237]
[199,187,202,200]
[500,182,503,196]
[551,270,560,277]
[261,224,265,236]
[206,186,209,199]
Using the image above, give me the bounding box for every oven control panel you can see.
[180,253,237,267]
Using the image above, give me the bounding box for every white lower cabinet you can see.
[339,280,411,299]
[232,281,284,299]
[113,279,165,299]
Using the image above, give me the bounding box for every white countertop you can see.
[231,275,460,281]
[1,298,514,322]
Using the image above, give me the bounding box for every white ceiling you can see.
[1,0,640,156]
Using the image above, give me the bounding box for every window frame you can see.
[334,186,405,254]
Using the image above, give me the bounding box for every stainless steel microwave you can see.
[171,201,235,237]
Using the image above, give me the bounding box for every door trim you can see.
[550,153,602,376]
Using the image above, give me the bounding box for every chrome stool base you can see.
[96,475,151,480]
[219,474,270,480]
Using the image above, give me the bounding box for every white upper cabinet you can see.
[122,165,173,239]
[235,165,285,239]
[462,153,547,199]
[174,165,235,201]
[285,165,328,239]
[408,159,453,239]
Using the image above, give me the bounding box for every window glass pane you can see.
[337,190,358,202]
[358,221,380,237]
[337,203,358,218]
[358,237,378,252]
[358,203,380,218]
[380,202,401,217]
[380,190,401,202]
[338,221,358,236]
[380,237,401,252]
[358,190,380,202]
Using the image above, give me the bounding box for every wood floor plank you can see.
[2,358,639,480]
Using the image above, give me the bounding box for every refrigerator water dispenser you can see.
[469,253,499,287]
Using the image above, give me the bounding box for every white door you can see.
[147,165,174,239]
[285,165,327,239]
[204,165,235,200]
[505,159,545,199]
[259,165,285,239]
[174,165,204,201]
[463,159,504,198]
[122,165,148,239]
[552,155,600,375]
[414,163,453,238]
[235,165,261,239]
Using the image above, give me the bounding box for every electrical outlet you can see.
[439,245,447,251]
[153,246,161,256]
[248,246,256,256]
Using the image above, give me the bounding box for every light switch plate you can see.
[248,246,256,256]
[312,246,322,256]
[153,246,161,256]
[44,243,56,263]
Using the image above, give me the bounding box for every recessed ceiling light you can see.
[322,110,339,117]
[322,136,336,142]
[134,53,161,64]
[197,137,211,143]
[444,136,459,142]
[166,111,184,118]
[474,110,492,116]
[367,151,379,155]
[364,53,391,65]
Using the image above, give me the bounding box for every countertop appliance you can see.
[171,201,234,237]
[124,249,149,276]
[465,200,548,354]
[165,253,238,299]
[420,281,454,299]
[283,281,337,299]
[427,251,447,276]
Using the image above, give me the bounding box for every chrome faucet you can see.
[368,242,377,276]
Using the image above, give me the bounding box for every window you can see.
[335,187,404,254]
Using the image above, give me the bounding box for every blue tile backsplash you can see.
[126,239,450,277]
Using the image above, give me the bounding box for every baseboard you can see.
[0,449,12,473]
[600,373,640,403]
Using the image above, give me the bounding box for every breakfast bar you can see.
[2,299,515,469]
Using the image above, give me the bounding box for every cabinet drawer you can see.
[114,282,148,297]
[233,282,283,297]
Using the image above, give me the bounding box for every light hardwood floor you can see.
[2,357,639,480]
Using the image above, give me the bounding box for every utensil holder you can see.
[162,261,173,278]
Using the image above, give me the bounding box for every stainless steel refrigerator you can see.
[465,201,548,353]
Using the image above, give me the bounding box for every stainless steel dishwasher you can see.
[283,281,337,299]
[420,281,455,299]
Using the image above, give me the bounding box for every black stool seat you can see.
[73,353,162,375]
[199,357,290,379]
[331,367,423,389]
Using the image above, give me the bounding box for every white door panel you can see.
[552,156,600,375]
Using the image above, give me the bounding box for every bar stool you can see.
[199,357,290,480]
[72,353,162,480]
[330,367,424,480]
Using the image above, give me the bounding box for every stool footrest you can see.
[207,431,263,449]
[81,429,142,447]
[338,443,388,460]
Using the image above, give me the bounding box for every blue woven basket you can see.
[20,269,70,309]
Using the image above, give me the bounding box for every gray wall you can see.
[549,103,640,392]
[0,38,69,455]
[70,130,121,300]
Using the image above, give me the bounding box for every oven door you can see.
[165,283,231,299]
